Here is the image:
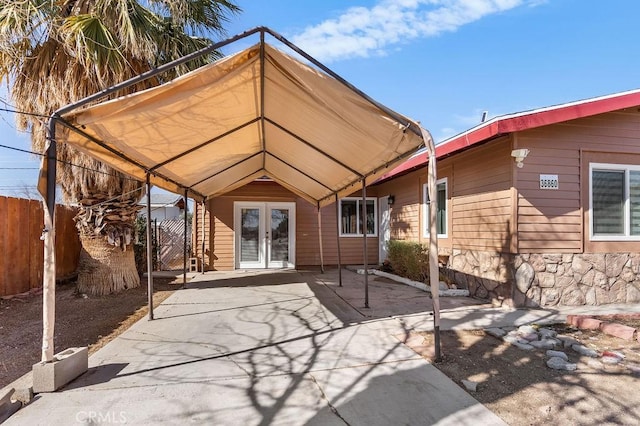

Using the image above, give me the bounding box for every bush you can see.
[386,240,429,283]
[133,216,158,275]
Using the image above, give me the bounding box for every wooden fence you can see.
[0,196,81,297]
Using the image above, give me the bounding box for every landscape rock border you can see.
[567,314,639,342]
[359,269,470,297]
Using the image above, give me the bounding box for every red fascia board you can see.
[377,91,640,183]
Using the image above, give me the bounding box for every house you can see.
[195,88,640,308]
[373,88,640,307]
[192,180,380,271]
[139,193,185,222]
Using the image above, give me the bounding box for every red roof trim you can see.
[377,89,640,183]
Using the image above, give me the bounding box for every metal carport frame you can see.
[40,27,441,363]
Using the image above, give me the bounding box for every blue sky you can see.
[1,0,639,197]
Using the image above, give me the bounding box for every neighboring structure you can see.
[139,193,185,222]
[374,89,640,307]
[195,89,640,308]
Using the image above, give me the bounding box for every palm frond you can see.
[60,14,126,85]
[148,0,240,36]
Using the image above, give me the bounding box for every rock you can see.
[530,339,556,350]
[567,315,602,330]
[485,328,507,338]
[560,285,586,306]
[627,282,640,303]
[557,335,581,348]
[606,253,629,278]
[529,254,546,272]
[521,332,540,342]
[461,379,478,392]
[513,341,535,351]
[537,272,556,288]
[571,256,592,275]
[538,328,557,338]
[602,350,625,359]
[518,325,538,335]
[600,322,637,340]
[515,262,535,293]
[503,335,531,345]
[546,350,569,361]
[601,356,622,365]
[571,344,599,358]
[543,338,562,347]
[547,356,577,371]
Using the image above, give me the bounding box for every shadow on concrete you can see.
[63,363,128,391]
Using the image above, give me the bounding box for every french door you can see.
[234,202,296,269]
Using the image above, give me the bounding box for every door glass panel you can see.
[240,208,260,262]
[270,208,289,262]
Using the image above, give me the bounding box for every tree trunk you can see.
[77,234,140,295]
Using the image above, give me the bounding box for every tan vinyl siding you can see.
[200,181,378,269]
[209,197,233,270]
[515,109,640,253]
[208,181,296,270]
[297,188,379,266]
[449,137,514,252]
[374,172,421,242]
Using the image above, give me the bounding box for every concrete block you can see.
[32,347,88,393]
[0,388,22,423]
[567,315,602,330]
[599,322,636,340]
[11,386,33,404]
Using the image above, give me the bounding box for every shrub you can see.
[387,240,429,283]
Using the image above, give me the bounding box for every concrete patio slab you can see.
[5,269,505,425]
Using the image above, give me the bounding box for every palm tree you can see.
[0,0,240,295]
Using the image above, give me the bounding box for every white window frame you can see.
[423,178,448,238]
[589,162,640,241]
[338,197,378,237]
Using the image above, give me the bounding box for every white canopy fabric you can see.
[58,42,424,206]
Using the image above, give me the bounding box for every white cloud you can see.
[291,0,540,62]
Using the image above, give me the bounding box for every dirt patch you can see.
[417,324,640,426]
[0,277,180,389]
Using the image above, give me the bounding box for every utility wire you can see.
[0,106,51,120]
[0,143,139,181]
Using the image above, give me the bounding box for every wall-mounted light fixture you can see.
[387,195,395,205]
[511,148,530,168]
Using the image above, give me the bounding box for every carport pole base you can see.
[32,347,88,393]
[434,325,442,362]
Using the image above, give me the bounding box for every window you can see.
[590,163,640,240]
[423,178,447,238]
[339,197,377,236]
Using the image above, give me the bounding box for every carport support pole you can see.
[201,200,206,273]
[362,180,369,308]
[146,174,154,320]
[335,194,342,286]
[183,189,188,287]
[423,127,441,362]
[41,117,58,362]
[317,205,324,273]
